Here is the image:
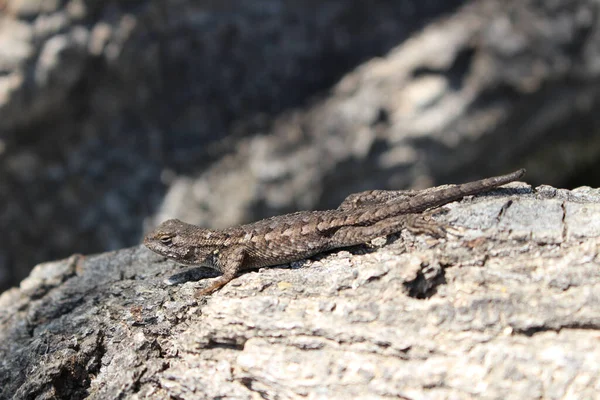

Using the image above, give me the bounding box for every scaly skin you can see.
[144,169,525,295]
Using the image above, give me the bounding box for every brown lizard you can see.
[144,169,525,296]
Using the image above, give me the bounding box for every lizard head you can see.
[143,219,223,268]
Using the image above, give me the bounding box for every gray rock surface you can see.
[2,182,599,399]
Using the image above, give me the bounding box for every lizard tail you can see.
[355,169,526,223]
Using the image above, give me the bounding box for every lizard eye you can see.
[159,235,173,245]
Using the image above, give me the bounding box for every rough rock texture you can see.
[2,0,600,291]
[1,182,599,399]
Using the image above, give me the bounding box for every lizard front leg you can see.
[195,246,246,297]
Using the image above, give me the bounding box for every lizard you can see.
[144,168,525,296]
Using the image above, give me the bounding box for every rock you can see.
[1,183,599,398]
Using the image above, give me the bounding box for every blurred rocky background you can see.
[0,0,599,292]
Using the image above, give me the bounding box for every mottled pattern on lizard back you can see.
[231,210,360,269]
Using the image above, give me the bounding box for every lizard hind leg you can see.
[329,212,445,248]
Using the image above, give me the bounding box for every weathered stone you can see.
[1,184,599,398]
